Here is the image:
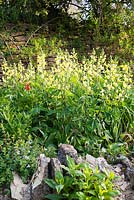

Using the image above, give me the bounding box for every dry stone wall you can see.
[1,144,134,200]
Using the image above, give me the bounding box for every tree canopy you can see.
[1,0,134,23]
[1,0,134,60]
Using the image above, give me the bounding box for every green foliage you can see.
[0,0,134,193]
[100,142,128,163]
[1,0,134,61]
[0,48,133,188]
[45,156,120,200]
[79,1,134,61]
[0,135,42,186]
[0,0,73,23]
[1,49,133,146]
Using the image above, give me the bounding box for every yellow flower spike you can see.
[121,64,129,73]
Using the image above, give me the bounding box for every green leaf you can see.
[66,156,75,169]
[61,165,69,172]
[91,197,99,200]
[74,170,83,177]
[55,184,64,194]
[45,178,57,189]
[47,109,56,116]
[94,173,105,180]
[31,107,45,115]
[76,191,87,200]
[109,171,115,180]
[55,171,64,185]
[64,176,73,187]
[88,190,96,196]
[45,194,62,200]
[104,190,120,197]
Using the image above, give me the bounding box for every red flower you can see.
[25,82,31,91]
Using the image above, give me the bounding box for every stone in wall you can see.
[10,154,50,200]
[49,158,62,179]
[58,144,78,165]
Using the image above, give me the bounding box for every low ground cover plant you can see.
[45,156,119,200]
[0,49,133,189]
